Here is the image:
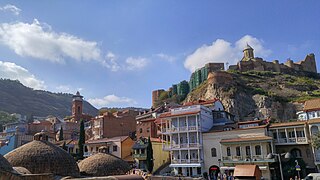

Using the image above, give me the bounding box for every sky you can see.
[0,1,319,109]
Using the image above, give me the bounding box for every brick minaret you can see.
[72,91,83,122]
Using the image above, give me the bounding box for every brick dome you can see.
[4,134,80,177]
[78,153,130,176]
[0,154,13,172]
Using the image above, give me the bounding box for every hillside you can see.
[0,79,98,118]
[184,71,320,122]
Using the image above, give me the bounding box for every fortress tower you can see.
[72,91,83,122]
[242,44,254,61]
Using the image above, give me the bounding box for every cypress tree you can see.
[62,141,67,151]
[59,126,64,141]
[78,120,85,159]
[146,136,154,174]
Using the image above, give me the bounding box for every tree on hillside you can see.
[0,111,18,132]
[59,126,64,141]
[146,136,154,174]
[78,120,85,160]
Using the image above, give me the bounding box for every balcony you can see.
[171,159,202,164]
[162,143,201,150]
[133,154,147,160]
[222,155,275,163]
[274,137,308,145]
[161,126,199,134]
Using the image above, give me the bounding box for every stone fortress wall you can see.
[229,44,317,74]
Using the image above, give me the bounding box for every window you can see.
[139,128,143,133]
[227,147,231,156]
[141,149,145,154]
[147,128,150,133]
[245,146,251,156]
[255,145,261,155]
[296,131,305,137]
[77,106,81,114]
[113,145,117,152]
[185,153,189,159]
[236,146,241,156]
[273,132,277,139]
[211,148,217,157]
[291,148,302,158]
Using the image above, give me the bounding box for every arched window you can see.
[236,146,241,156]
[77,106,81,114]
[291,148,302,158]
[255,145,261,155]
[311,126,319,135]
[245,146,251,156]
[227,147,231,156]
[211,148,217,157]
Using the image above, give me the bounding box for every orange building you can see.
[91,110,139,139]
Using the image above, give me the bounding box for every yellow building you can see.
[132,137,170,173]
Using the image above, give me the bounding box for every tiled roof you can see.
[304,98,320,111]
[86,136,129,144]
[269,121,306,128]
[220,136,272,143]
[183,98,219,106]
[307,118,320,124]
[159,111,200,118]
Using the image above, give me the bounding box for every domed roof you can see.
[0,154,13,172]
[78,153,131,176]
[4,139,80,177]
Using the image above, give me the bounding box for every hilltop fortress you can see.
[152,45,317,107]
[229,44,317,74]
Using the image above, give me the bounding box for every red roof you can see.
[86,136,129,144]
[183,98,219,106]
[304,98,320,111]
[220,136,272,143]
[159,111,200,118]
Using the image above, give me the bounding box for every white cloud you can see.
[0,4,21,15]
[156,53,176,62]
[125,57,148,70]
[184,35,272,72]
[0,61,46,89]
[88,94,137,108]
[102,52,120,72]
[0,19,101,63]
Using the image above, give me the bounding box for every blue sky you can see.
[0,1,319,109]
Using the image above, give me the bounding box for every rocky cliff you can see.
[184,71,320,122]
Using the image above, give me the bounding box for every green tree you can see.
[312,132,320,149]
[78,120,85,160]
[59,126,64,141]
[146,136,154,174]
[0,111,18,132]
[62,141,67,151]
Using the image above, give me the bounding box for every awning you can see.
[221,166,268,171]
[220,166,235,170]
[169,164,201,168]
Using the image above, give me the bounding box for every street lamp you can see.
[267,152,291,180]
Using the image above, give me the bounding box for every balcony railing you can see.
[133,154,147,159]
[222,155,275,162]
[275,137,307,144]
[161,126,199,134]
[162,143,201,150]
[171,159,201,164]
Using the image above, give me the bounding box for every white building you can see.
[160,100,227,177]
[297,98,320,121]
[203,122,275,180]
